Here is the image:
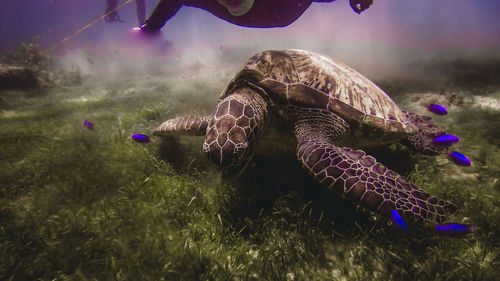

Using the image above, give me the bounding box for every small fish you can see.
[447,151,472,166]
[432,134,460,146]
[428,104,448,115]
[82,120,94,130]
[434,223,478,237]
[131,134,151,143]
[391,210,409,233]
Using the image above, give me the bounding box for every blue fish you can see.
[131,134,151,143]
[434,223,478,237]
[82,120,94,130]
[447,151,472,166]
[428,104,448,115]
[432,134,460,146]
[391,210,409,233]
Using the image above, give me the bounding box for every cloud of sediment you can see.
[5,0,489,84]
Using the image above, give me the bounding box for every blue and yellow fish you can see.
[447,151,472,166]
[432,134,460,146]
[434,223,478,237]
[82,120,94,130]
[391,210,410,234]
[428,104,448,115]
[131,134,152,143]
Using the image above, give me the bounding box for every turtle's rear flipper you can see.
[154,115,209,136]
[400,111,449,155]
[296,139,457,224]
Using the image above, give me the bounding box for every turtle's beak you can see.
[204,140,251,178]
[218,160,251,178]
[219,167,237,178]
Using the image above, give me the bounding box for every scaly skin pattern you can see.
[297,139,457,223]
[155,49,460,225]
[401,111,448,155]
[203,88,268,176]
[154,115,210,136]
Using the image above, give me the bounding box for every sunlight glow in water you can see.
[67,96,104,104]
[1,110,31,119]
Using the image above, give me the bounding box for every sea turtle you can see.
[154,49,458,226]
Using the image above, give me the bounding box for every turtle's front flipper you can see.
[400,111,449,155]
[154,115,209,136]
[296,139,457,224]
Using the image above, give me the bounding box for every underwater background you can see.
[1,0,499,280]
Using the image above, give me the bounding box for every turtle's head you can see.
[203,93,262,177]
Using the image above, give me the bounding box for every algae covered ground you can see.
[1,48,499,280]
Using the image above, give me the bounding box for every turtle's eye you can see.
[234,141,249,152]
[232,141,249,163]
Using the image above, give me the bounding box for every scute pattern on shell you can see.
[155,49,460,226]
[224,49,416,135]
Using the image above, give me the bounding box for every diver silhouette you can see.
[105,0,146,25]
[140,0,373,31]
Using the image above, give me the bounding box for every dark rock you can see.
[0,64,39,89]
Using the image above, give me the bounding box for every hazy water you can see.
[1,1,499,280]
